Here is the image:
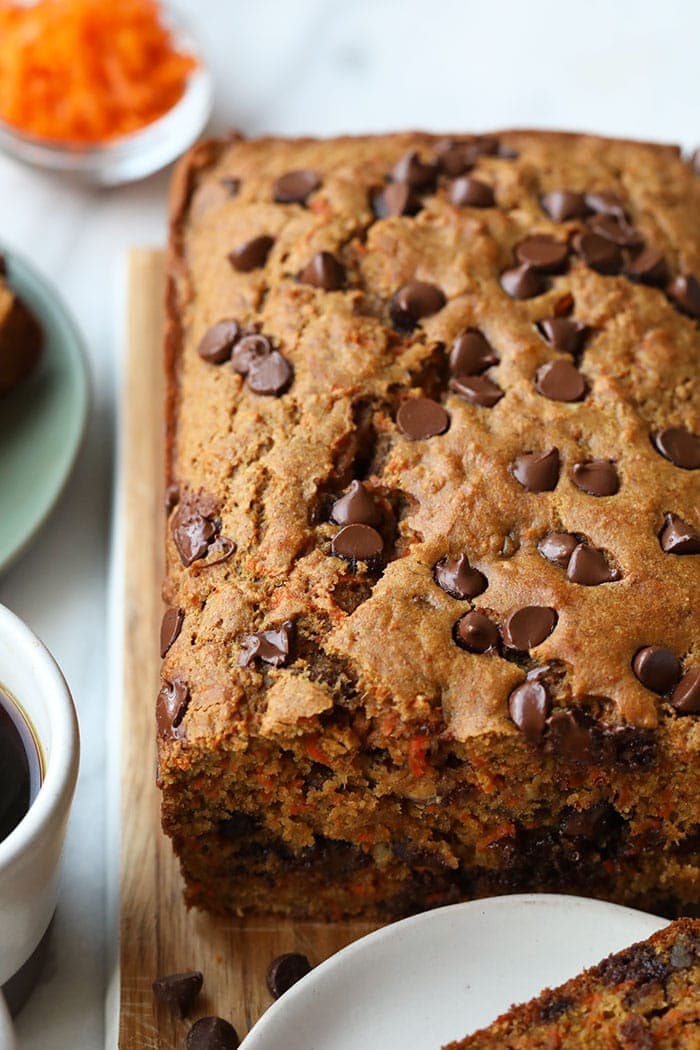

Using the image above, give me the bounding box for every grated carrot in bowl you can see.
[0,0,198,145]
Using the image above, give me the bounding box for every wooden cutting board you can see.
[119,249,376,1048]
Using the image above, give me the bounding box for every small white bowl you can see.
[0,4,212,186]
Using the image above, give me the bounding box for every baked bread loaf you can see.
[0,256,42,396]
[160,130,700,919]
[443,918,700,1049]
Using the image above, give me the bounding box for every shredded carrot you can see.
[303,735,332,767]
[408,736,430,778]
[0,0,197,144]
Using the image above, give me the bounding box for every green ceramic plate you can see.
[0,246,89,573]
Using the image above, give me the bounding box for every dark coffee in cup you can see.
[0,687,42,843]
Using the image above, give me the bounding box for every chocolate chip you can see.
[228,235,274,273]
[202,535,236,568]
[186,1016,240,1050]
[396,397,449,440]
[632,646,682,695]
[165,483,180,514]
[625,247,670,287]
[391,150,437,190]
[659,512,700,554]
[508,681,551,741]
[197,320,240,364]
[584,190,627,218]
[535,360,586,402]
[572,231,623,275]
[503,606,558,650]
[273,169,320,204]
[435,140,476,177]
[652,427,700,469]
[221,177,240,197]
[390,281,446,327]
[371,181,420,219]
[449,329,499,375]
[172,495,220,566]
[454,610,500,653]
[266,953,311,999]
[515,236,569,274]
[538,532,577,567]
[152,971,203,1018]
[156,679,189,738]
[330,481,382,527]
[238,622,293,669]
[571,460,620,496]
[331,524,384,563]
[231,333,271,375]
[246,350,293,396]
[545,709,597,763]
[588,214,643,248]
[672,668,700,714]
[434,554,487,600]
[450,374,504,407]
[299,251,345,291]
[511,448,560,492]
[541,190,589,222]
[450,176,495,208]
[537,317,589,356]
[567,543,619,585]
[500,263,547,299]
[160,607,184,658]
[667,274,700,319]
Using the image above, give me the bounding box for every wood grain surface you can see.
[119,249,376,1048]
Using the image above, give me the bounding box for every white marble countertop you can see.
[0,0,696,1045]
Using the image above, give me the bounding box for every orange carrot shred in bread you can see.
[0,0,197,144]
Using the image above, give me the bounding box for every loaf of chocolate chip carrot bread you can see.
[159,130,700,919]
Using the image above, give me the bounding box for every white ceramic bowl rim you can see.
[0,604,79,868]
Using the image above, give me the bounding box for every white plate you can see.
[241,894,667,1050]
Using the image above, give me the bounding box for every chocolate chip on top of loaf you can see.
[160,131,700,920]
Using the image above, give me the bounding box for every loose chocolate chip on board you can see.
[652,427,700,469]
[454,610,500,653]
[390,150,437,190]
[372,181,420,218]
[538,532,578,567]
[266,953,312,999]
[632,646,682,695]
[238,623,294,669]
[450,374,504,407]
[331,480,382,526]
[508,681,551,741]
[588,214,643,248]
[625,247,670,287]
[186,1016,240,1050]
[299,251,346,290]
[572,231,623,275]
[503,606,558,650]
[156,679,190,738]
[584,190,627,218]
[536,317,589,356]
[434,554,487,599]
[231,333,271,375]
[567,543,619,585]
[450,176,495,208]
[197,320,240,364]
[571,460,620,496]
[500,263,547,300]
[331,524,384,563]
[667,274,700,319]
[511,448,560,492]
[273,169,320,204]
[535,360,586,402]
[390,281,446,327]
[160,607,184,658]
[246,350,293,396]
[396,397,450,440]
[152,970,203,1018]
[540,190,590,222]
[228,235,275,272]
[515,236,569,274]
[659,513,700,554]
[449,330,499,374]
[672,668,700,713]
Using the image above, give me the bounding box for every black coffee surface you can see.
[0,688,41,843]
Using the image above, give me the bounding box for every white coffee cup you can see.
[0,604,79,1049]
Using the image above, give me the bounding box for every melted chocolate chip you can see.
[571,460,620,496]
[450,374,504,407]
[659,512,700,554]
[535,360,586,402]
[160,607,184,658]
[202,535,236,567]
[449,330,499,375]
[330,480,382,526]
[396,397,450,440]
[541,190,590,222]
[266,953,311,999]
[228,235,274,272]
[197,320,240,364]
[273,169,320,204]
[454,610,500,653]
[450,176,495,208]
[508,681,551,741]
[156,679,189,738]
[246,350,293,396]
[500,263,547,299]
[511,448,560,492]
[584,190,627,218]
[625,247,670,287]
[572,231,623,275]
[371,182,420,218]
[567,543,619,585]
[589,214,643,248]
[238,623,293,669]
[545,709,597,763]
[632,646,682,694]
[536,317,589,356]
[515,236,569,274]
[537,532,578,567]
[299,251,346,291]
[186,1016,240,1050]
[434,554,487,600]
[171,494,220,566]
[435,140,476,176]
[667,274,700,318]
[390,281,446,327]
[503,606,558,650]
[231,333,271,374]
[391,150,437,190]
[165,483,180,514]
[332,524,384,563]
[652,427,700,469]
[152,971,203,1018]
[672,668,700,713]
